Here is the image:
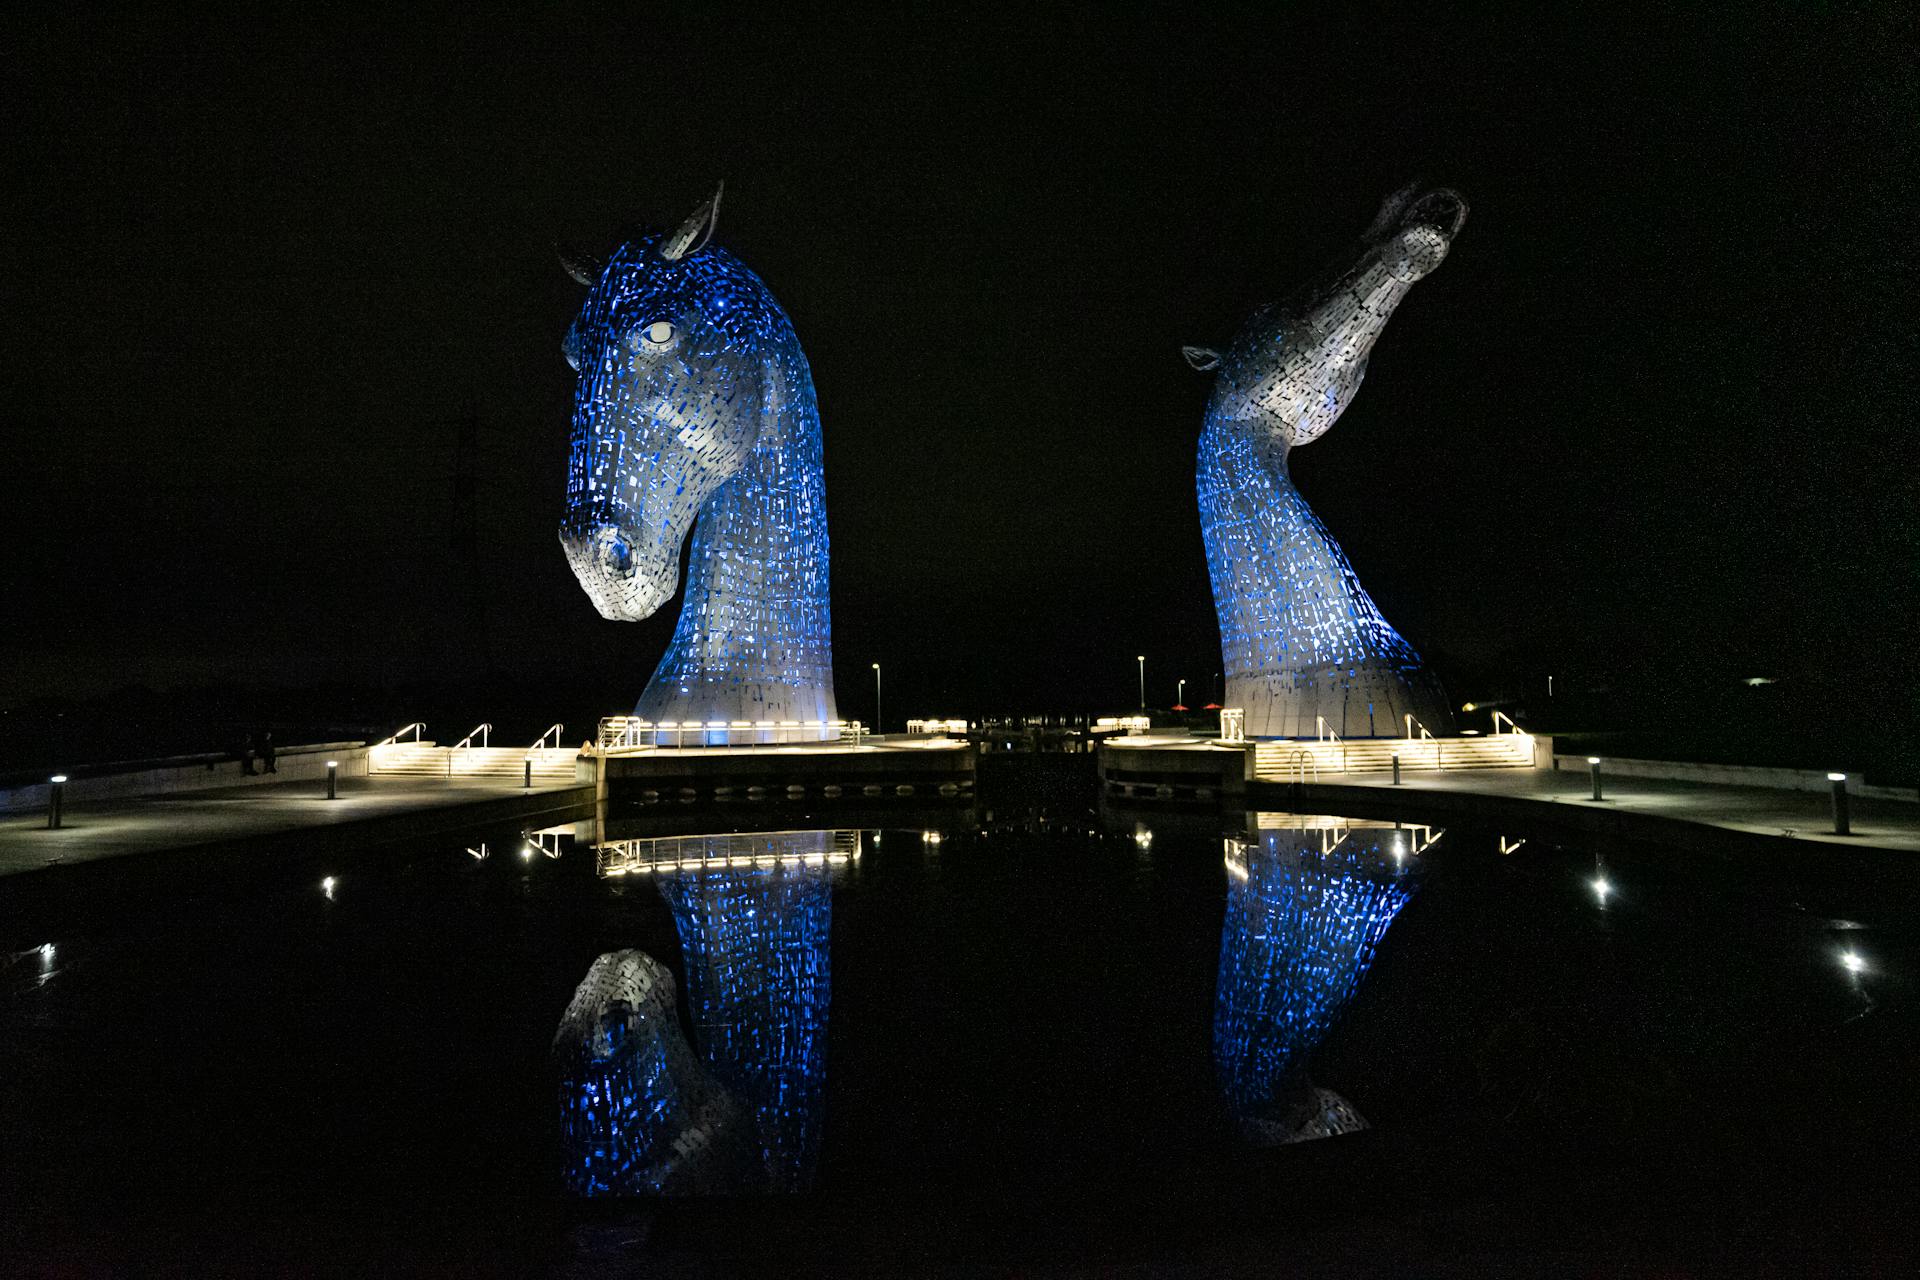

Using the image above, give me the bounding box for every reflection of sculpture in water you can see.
[1187,186,1467,738]
[554,832,838,1195]
[551,949,754,1195]
[1213,819,1425,1144]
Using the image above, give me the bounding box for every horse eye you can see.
[642,321,676,345]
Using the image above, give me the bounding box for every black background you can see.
[4,6,1912,740]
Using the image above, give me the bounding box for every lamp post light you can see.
[325,760,339,800]
[1137,656,1146,711]
[47,775,67,830]
[1177,678,1186,707]
[1588,756,1604,802]
[1829,773,1851,836]
[872,663,882,737]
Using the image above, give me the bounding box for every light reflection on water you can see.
[555,831,846,1195]
[554,810,1442,1196]
[1214,816,1427,1145]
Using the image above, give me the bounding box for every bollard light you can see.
[1828,772,1850,836]
[1588,756,1603,801]
[47,775,67,829]
[325,760,339,800]
[524,758,533,790]
[1390,752,1401,786]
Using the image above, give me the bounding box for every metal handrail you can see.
[1286,748,1318,785]
[1315,716,1349,773]
[374,722,426,748]
[1491,710,1527,737]
[447,723,492,777]
[595,717,868,751]
[525,723,565,757]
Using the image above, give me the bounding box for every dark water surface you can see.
[3,769,1915,1274]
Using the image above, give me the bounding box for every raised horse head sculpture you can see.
[558,185,837,731]
[1187,186,1468,739]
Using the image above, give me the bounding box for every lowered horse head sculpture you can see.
[559,185,837,729]
[1187,185,1467,739]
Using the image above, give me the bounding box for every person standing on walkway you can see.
[239,733,257,776]
[260,731,277,774]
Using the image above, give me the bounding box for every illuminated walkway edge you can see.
[0,775,595,889]
[1100,741,1920,857]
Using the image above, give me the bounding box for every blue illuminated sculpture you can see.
[559,185,837,730]
[656,852,832,1192]
[555,832,835,1195]
[552,949,755,1195]
[1188,187,1467,738]
[1214,819,1424,1144]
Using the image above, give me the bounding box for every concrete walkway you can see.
[0,774,594,880]
[1266,766,1920,855]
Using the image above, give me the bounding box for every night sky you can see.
[4,7,1912,726]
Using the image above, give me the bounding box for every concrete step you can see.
[369,745,577,780]
[1253,734,1533,780]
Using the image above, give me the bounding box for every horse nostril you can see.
[605,538,633,573]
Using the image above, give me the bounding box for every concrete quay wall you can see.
[3,784,596,919]
[1096,741,1249,801]
[598,743,976,804]
[1553,753,1917,803]
[0,743,370,816]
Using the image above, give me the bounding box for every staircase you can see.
[1253,732,1533,781]
[369,743,577,782]
[366,724,579,784]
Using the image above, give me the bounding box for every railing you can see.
[1092,716,1152,735]
[1285,749,1318,785]
[448,723,493,777]
[1218,707,1245,743]
[1405,715,1441,770]
[597,829,863,876]
[526,723,565,756]
[1490,709,1535,762]
[596,717,867,751]
[374,722,426,748]
[1315,716,1348,773]
[906,719,969,735]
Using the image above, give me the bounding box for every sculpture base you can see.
[1228,661,1453,739]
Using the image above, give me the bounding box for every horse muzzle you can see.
[559,522,680,621]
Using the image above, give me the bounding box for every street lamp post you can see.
[1177,678,1185,707]
[872,663,882,737]
[1137,656,1145,711]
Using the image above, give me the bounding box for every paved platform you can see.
[1267,767,1920,855]
[0,775,593,881]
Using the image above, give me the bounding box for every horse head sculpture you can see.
[558,186,837,727]
[1188,185,1467,739]
[1185,186,1468,450]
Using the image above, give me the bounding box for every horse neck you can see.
[1202,414,1312,547]
[1199,412,1372,629]
[667,390,833,680]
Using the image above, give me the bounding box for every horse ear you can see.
[1183,346,1223,372]
[556,242,601,287]
[659,181,724,262]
